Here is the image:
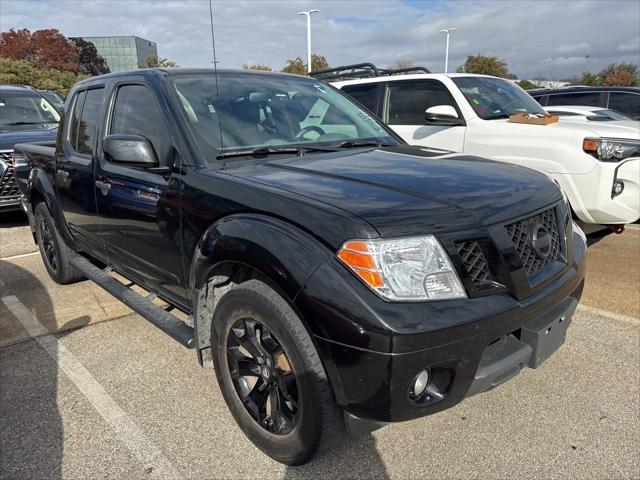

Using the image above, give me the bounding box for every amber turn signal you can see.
[337,241,384,288]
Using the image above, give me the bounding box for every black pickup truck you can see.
[15,68,586,465]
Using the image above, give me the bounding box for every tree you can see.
[0,57,86,98]
[69,37,110,75]
[0,28,79,72]
[579,72,601,86]
[140,55,179,68]
[516,79,536,90]
[388,58,414,70]
[281,54,329,75]
[456,55,510,78]
[242,63,272,71]
[599,63,638,86]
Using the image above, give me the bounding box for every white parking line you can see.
[1,251,39,260]
[1,294,182,480]
[577,304,639,324]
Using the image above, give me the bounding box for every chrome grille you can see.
[505,208,561,276]
[0,151,19,198]
[455,240,491,287]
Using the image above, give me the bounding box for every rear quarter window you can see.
[341,83,382,116]
[546,92,604,107]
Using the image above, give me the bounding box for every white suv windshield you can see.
[453,77,546,120]
[171,73,397,157]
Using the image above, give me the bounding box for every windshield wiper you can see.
[483,113,511,120]
[2,121,53,126]
[335,140,392,149]
[217,144,337,160]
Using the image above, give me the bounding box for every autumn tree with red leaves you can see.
[0,28,79,72]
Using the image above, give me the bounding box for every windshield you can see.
[452,76,546,120]
[0,92,61,125]
[170,73,398,158]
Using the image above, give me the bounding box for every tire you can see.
[210,278,344,465]
[34,202,84,285]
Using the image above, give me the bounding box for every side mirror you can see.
[425,105,463,125]
[103,134,158,167]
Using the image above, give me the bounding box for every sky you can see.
[1,0,639,79]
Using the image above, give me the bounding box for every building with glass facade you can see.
[80,36,158,72]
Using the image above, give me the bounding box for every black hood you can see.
[223,146,561,237]
[0,123,58,151]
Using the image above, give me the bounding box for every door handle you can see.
[95,180,111,194]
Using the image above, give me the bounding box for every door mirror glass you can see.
[425,105,461,125]
[103,134,159,167]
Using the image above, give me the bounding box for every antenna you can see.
[209,0,225,167]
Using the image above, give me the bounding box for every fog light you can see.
[612,181,624,197]
[413,370,430,397]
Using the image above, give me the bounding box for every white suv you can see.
[324,66,640,233]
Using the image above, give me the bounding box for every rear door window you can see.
[386,80,459,125]
[341,83,382,115]
[546,92,604,107]
[608,92,640,120]
[77,88,104,154]
[66,91,86,150]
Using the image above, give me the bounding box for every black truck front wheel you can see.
[34,202,84,285]
[211,279,344,465]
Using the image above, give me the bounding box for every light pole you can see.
[298,9,319,74]
[440,28,456,73]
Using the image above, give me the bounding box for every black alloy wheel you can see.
[34,202,84,285]
[39,215,58,273]
[210,279,344,465]
[227,317,300,435]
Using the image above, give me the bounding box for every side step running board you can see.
[71,255,195,348]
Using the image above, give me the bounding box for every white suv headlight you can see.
[583,137,640,162]
[337,236,467,301]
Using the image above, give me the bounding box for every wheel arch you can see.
[28,167,77,247]
[189,213,334,356]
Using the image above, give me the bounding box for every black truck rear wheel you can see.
[211,278,343,465]
[34,202,84,285]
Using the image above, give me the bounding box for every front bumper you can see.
[566,157,640,225]
[0,194,21,212]
[296,229,587,424]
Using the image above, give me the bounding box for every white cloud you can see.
[1,0,639,79]
[618,37,640,52]
[555,42,590,54]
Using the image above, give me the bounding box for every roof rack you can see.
[309,62,430,82]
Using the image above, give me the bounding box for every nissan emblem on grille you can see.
[505,207,563,277]
[531,224,552,259]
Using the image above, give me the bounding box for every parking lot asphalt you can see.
[1,212,639,479]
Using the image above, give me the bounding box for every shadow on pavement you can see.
[0,210,29,228]
[0,260,89,480]
[283,434,390,480]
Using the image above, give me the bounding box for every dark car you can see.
[15,69,586,465]
[529,86,640,120]
[0,85,60,212]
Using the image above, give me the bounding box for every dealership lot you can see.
[1,213,639,479]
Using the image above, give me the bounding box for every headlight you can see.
[337,236,466,301]
[583,137,640,162]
